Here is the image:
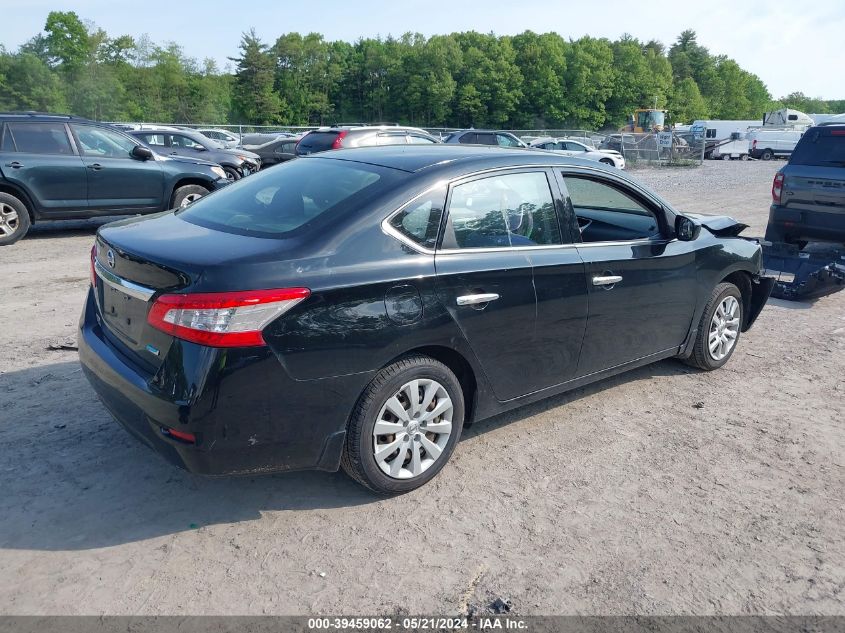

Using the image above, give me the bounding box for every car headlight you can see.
[211,166,227,179]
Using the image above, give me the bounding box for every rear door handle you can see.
[88,163,103,171]
[5,161,23,169]
[456,293,500,306]
[592,275,623,287]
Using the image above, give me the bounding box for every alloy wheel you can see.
[708,296,740,361]
[0,202,19,237]
[372,378,454,479]
[179,193,203,208]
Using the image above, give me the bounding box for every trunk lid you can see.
[782,164,845,214]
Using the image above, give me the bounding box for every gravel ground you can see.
[0,159,843,616]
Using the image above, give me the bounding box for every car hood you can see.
[218,147,260,160]
[685,213,749,237]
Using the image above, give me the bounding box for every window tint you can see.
[178,158,405,238]
[296,131,341,154]
[72,124,136,158]
[0,125,15,151]
[496,133,521,147]
[444,172,561,249]
[6,122,73,155]
[563,176,660,243]
[790,129,845,166]
[475,133,497,145]
[408,135,436,144]
[458,132,477,144]
[139,133,166,147]
[388,187,446,249]
[171,134,205,149]
[564,142,586,152]
[706,129,717,139]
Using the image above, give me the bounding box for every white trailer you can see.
[691,119,760,141]
[710,132,750,160]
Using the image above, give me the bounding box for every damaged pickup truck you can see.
[79,150,775,493]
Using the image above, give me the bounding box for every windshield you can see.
[790,129,845,166]
[637,111,665,129]
[178,158,406,238]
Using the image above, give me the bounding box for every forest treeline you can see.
[1,12,842,129]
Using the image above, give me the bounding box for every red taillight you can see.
[831,130,845,136]
[147,288,310,347]
[772,172,785,204]
[90,244,97,287]
[161,426,196,444]
[331,130,349,149]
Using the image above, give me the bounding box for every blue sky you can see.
[2,0,843,100]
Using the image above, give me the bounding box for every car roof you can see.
[0,112,98,124]
[305,144,610,174]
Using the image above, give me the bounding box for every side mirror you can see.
[131,145,153,160]
[675,215,700,241]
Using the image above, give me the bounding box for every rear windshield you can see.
[296,131,341,154]
[790,129,845,167]
[177,158,405,238]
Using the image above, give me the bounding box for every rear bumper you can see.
[767,204,845,243]
[78,289,367,475]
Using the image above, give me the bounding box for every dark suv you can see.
[0,113,230,245]
[766,125,845,247]
[295,126,440,155]
[443,130,527,148]
[129,128,261,181]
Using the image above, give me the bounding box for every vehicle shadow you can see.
[27,216,132,239]
[0,356,694,551]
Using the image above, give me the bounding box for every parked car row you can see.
[0,113,232,245]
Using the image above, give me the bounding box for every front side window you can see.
[562,176,661,243]
[496,133,521,147]
[443,171,561,249]
[408,135,436,144]
[6,122,73,155]
[178,158,406,238]
[138,133,166,147]
[388,187,446,249]
[72,124,136,158]
[171,134,206,150]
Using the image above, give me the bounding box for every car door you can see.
[0,121,87,213]
[557,170,698,376]
[435,169,587,401]
[273,140,297,164]
[70,123,164,212]
[168,133,207,160]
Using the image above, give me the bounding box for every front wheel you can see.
[685,282,743,371]
[341,355,464,494]
[172,184,210,209]
[223,166,241,181]
[599,158,614,166]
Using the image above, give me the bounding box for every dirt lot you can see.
[0,160,843,616]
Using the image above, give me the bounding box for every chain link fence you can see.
[109,122,706,166]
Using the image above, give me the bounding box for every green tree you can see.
[512,31,568,126]
[231,29,286,124]
[0,51,68,112]
[43,11,90,71]
[561,36,614,128]
[668,77,708,123]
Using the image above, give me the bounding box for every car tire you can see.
[223,166,241,181]
[685,282,743,371]
[341,355,465,495]
[0,192,32,246]
[599,158,614,166]
[760,149,774,161]
[721,154,731,161]
[171,184,210,209]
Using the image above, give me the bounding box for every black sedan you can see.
[79,146,774,494]
[241,135,300,167]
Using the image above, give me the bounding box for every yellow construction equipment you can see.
[622,109,667,133]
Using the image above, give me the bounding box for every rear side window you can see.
[457,132,477,144]
[388,187,446,249]
[6,122,73,155]
[443,171,561,249]
[475,133,497,145]
[791,129,845,166]
[178,158,405,238]
[296,131,341,154]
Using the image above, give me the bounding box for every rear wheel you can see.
[721,154,731,161]
[760,149,774,161]
[685,282,743,371]
[171,184,210,209]
[0,192,31,246]
[341,355,464,494]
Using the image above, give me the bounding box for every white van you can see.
[746,129,804,160]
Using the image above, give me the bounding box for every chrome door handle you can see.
[456,293,500,306]
[592,275,623,286]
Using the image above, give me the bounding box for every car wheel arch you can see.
[383,345,479,425]
[719,270,754,330]
[168,177,214,208]
[0,183,36,222]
